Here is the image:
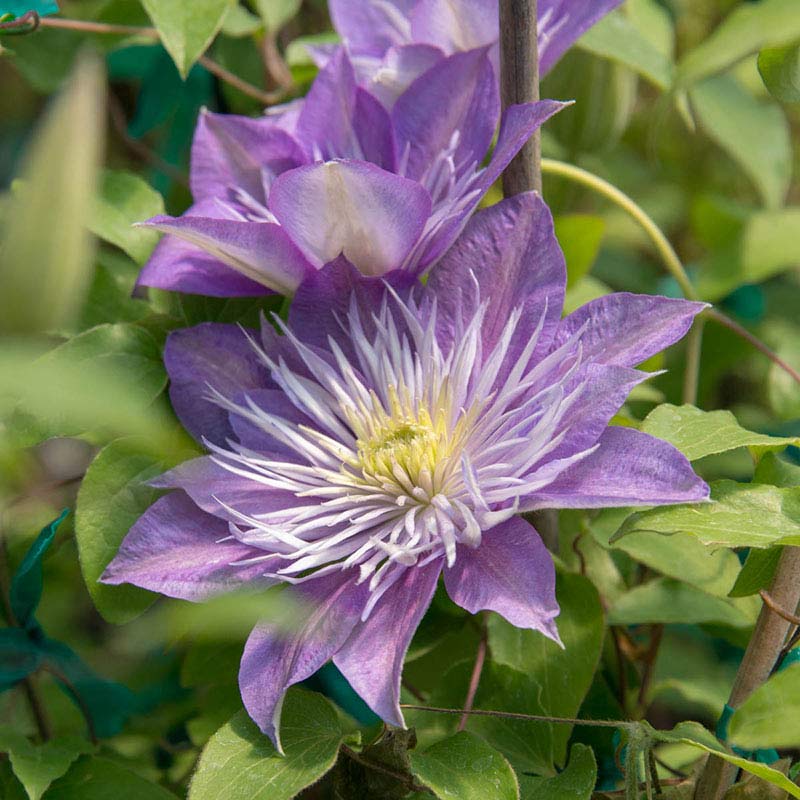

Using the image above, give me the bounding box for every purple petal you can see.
[363,44,446,109]
[525,427,710,509]
[410,0,498,53]
[239,571,369,751]
[427,192,565,367]
[190,109,307,201]
[101,492,273,600]
[334,559,442,726]
[152,456,302,520]
[353,87,397,170]
[444,516,560,643]
[229,388,314,457]
[539,0,625,75]
[269,160,431,276]
[329,0,415,55]
[141,214,312,296]
[164,323,265,444]
[393,48,499,183]
[553,293,707,368]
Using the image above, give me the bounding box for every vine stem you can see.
[695,547,800,800]
[457,616,487,732]
[31,15,287,106]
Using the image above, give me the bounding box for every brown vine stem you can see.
[34,16,286,106]
[499,0,541,196]
[759,589,800,627]
[340,745,433,795]
[401,704,634,729]
[457,617,487,732]
[695,546,800,800]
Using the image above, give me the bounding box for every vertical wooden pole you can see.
[499,0,541,196]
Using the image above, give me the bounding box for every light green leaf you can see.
[221,3,262,37]
[743,209,800,284]
[254,0,300,33]
[189,691,343,800]
[625,0,674,59]
[0,54,103,334]
[613,480,800,550]
[519,744,596,800]
[640,403,800,461]
[676,0,800,87]
[649,721,800,799]
[74,439,180,624]
[0,729,93,800]
[730,664,800,750]
[43,756,179,799]
[409,732,519,800]
[577,10,672,88]
[562,275,611,315]
[285,33,339,68]
[728,547,782,598]
[768,337,800,420]
[141,0,232,78]
[754,452,800,488]
[608,578,755,627]
[554,215,606,288]
[758,44,800,103]
[90,171,164,265]
[689,74,790,209]
[487,572,604,771]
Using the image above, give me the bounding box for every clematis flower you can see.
[316,0,624,107]
[105,193,709,751]
[137,45,564,298]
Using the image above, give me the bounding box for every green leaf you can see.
[613,480,800,549]
[577,10,672,88]
[689,75,790,209]
[648,721,800,798]
[409,732,519,800]
[608,578,755,627]
[554,215,606,288]
[519,744,596,800]
[0,729,93,800]
[743,209,800,285]
[754,452,800,489]
[90,171,164,266]
[0,54,103,334]
[676,0,800,87]
[221,4,262,37]
[0,628,42,691]
[74,440,173,624]
[189,690,344,800]
[43,755,179,799]
[9,511,69,631]
[140,0,232,78]
[730,664,800,750]
[487,572,604,771]
[640,403,800,461]
[768,337,800,420]
[253,0,300,33]
[728,548,782,598]
[758,44,800,103]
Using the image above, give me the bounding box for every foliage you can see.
[1,1,800,799]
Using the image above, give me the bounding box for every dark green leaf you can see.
[0,2,57,17]
[0,628,42,691]
[188,690,344,800]
[409,732,519,800]
[758,44,800,103]
[43,755,179,799]
[519,744,596,800]
[9,510,69,631]
[728,548,782,598]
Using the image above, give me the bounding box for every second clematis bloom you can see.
[105,193,709,751]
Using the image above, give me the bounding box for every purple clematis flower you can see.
[137,45,564,298]
[105,193,709,751]
[316,0,623,107]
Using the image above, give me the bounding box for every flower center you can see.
[358,417,438,481]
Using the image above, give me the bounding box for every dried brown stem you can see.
[759,589,800,627]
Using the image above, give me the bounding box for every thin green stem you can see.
[540,158,698,301]
[682,318,704,405]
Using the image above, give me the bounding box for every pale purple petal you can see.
[164,323,265,444]
[190,109,306,200]
[553,293,707,368]
[524,427,710,509]
[353,87,397,170]
[269,160,431,276]
[410,0,498,53]
[239,571,369,751]
[539,0,625,75]
[334,559,442,726]
[101,492,274,600]
[141,214,312,296]
[444,516,560,643]
[427,192,565,364]
[393,48,498,183]
[329,0,415,55]
[363,44,445,109]
[136,231,269,297]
